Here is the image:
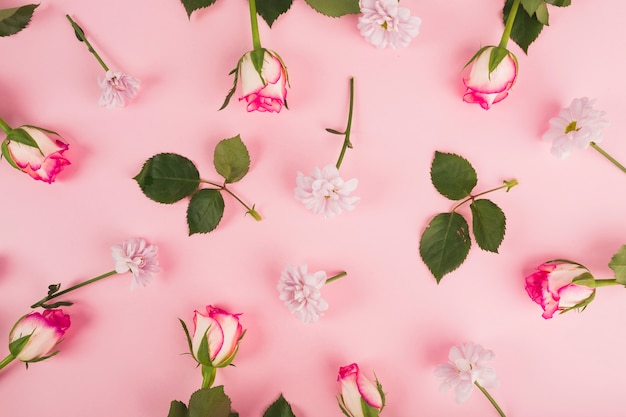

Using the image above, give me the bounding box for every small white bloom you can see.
[294,164,359,218]
[358,0,421,49]
[277,264,328,323]
[111,238,160,289]
[542,97,609,159]
[98,70,140,109]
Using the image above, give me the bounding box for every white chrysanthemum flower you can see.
[277,264,328,323]
[111,238,160,289]
[357,0,421,49]
[294,164,359,218]
[99,70,140,109]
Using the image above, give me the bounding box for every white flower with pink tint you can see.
[99,70,140,109]
[238,49,288,113]
[337,363,385,417]
[463,46,517,110]
[434,341,499,404]
[358,0,421,49]
[295,164,359,218]
[9,309,71,363]
[278,264,328,323]
[111,238,160,289]
[542,97,609,159]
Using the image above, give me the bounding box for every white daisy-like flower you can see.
[294,164,359,218]
[277,264,328,323]
[99,70,140,109]
[357,0,421,49]
[111,238,160,289]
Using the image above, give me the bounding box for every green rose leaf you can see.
[504,0,544,54]
[181,0,219,19]
[534,2,549,25]
[470,199,506,253]
[0,4,38,37]
[257,0,293,27]
[133,153,200,204]
[545,0,570,6]
[263,394,296,417]
[419,212,471,283]
[430,151,477,200]
[167,401,189,417]
[187,189,225,235]
[609,245,626,285]
[303,0,359,17]
[188,386,232,417]
[214,135,251,184]
[521,0,544,15]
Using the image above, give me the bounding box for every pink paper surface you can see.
[2,1,626,416]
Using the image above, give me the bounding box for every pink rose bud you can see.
[9,309,71,362]
[337,363,385,417]
[238,49,288,113]
[462,46,517,110]
[188,305,244,368]
[2,125,70,183]
[525,261,596,319]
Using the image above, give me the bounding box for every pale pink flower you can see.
[98,70,140,109]
[294,165,359,218]
[238,49,288,113]
[111,238,159,289]
[463,46,517,110]
[9,309,71,363]
[434,342,499,404]
[358,0,421,49]
[337,363,385,417]
[277,264,328,323]
[542,97,608,159]
[188,305,244,368]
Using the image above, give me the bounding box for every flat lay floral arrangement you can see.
[1,0,626,416]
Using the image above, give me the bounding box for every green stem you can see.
[475,382,506,417]
[498,0,521,49]
[31,270,118,309]
[451,179,518,212]
[201,365,217,389]
[66,15,110,72]
[590,142,626,174]
[594,279,621,287]
[248,0,262,51]
[0,354,15,371]
[336,77,355,170]
[201,180,262,221]
[325,271,347,284]
[0,116,12,134]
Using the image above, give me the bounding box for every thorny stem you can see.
[475,381,507,417]
[30,270,118,309]
[451,180,518,212]
[66,15,110,72]
[590,142,626,174]
[498,0,521,49]
[201,180,262,221]
[335,77,355,170]
[325,272,347,284]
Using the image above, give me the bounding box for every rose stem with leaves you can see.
[499,0,521,49]
[30,270,118,309]
[201,179,262,221]
[328,77,355,170]
[451,180,519,213]
[475,382,507,417]
[66,15,110,72]
[589,142,626,173]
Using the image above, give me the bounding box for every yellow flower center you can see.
[564,121,580,134]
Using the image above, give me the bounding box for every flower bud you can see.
[463,46,517,110]
[238,49,288,113]
[9,309,71,362]
[337,363,385,417]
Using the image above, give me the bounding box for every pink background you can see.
[2,0,626,416]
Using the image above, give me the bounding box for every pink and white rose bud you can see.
[525,261,596,319]
[2,126,70,183]
[463,46,517,110]
[189,305,244,368]
[9,309,71,362]
[337,363,385,417]
[238,49,288,113]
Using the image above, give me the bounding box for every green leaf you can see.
[303,0,359,17]
[187,189,225,235]
[188,386,231,417]
[1,140,19,170]
[609,245,626,285]
[430,151,477,200]
[535,2,549,25]
[263,394,296,417]
[214,135,250,183]
[257,0,293,27]
[133,153,200,204]
[0,4,38,37]
[521,0,544,15]
[9,334,30,357]
[167,401,189,417]
[545,0,570,6]
[419,212,471,283]
[181,0,218,18]
[469,199,506,253]
[229,413,239,417]
[504,0,544,54]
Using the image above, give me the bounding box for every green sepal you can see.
[337,395,351,417]
[7,127,39,149]
[559,289,596,315]
[470,199,506,253]
[419,212,471,283]
[609,245,626,285]
[1,140,19,170]
[133,153,200,204]
[326,128,345,135]
[360,397,380,417]
[26,350,60,363]
[180,0,219,19]
[179,318,195,358]
[256,0,293,28]
[488,47,509,74]
[196,327,212,366]
[262,393,296,417]
[186,188,225,235]
[374,374,386,410]
[251,48,266,83]
[463,45,492,68]
[187,386,232,417]
[430,151,477,201]
[167,400,189,417]
[66,15,86,42]
[571,272,596,289]
[8,334,31,357]
[219,58,243,111]
[0,4,38,37]
[212,329,246,368]
[213,135,250,184]
[40,301,74,309]
[303,0,359,17]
